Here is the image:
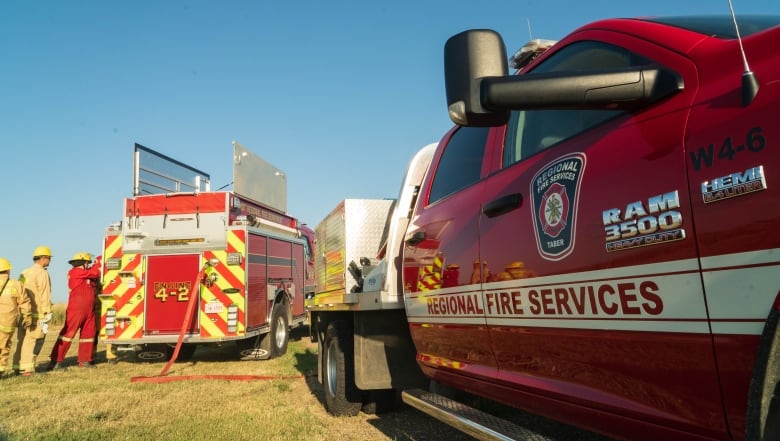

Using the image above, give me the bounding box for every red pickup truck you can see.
[402,14,779,441]
[310,14,780,441]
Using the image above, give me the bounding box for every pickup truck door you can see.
[403,125,497,385]
[478,34,728,438]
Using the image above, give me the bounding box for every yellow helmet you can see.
[68,252,92,264]
[0,258,11,272]
[32,245,53,258]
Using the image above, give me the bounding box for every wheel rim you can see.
[240,348,269,359]
[275,315,287,349]
[326,340,337,397]
[137,350,166,360]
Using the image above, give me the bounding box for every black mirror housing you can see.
[444,29,509,127]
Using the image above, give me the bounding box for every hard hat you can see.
[32,245,53,258]
[68,252,92,265]
[0,258,11,272]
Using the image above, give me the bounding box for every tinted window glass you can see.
[642,15,780,39]
[503,41,653,167]
[429,126,489,204]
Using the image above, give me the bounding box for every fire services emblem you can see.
[530,153,586,261]
[539,182,569,237]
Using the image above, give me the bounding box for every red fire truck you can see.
[309,14,780,441]
[98,142,314,361]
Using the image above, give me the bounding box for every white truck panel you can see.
[314,199,395,295]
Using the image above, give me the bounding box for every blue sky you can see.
[1,1,777,303]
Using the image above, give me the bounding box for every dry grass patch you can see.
[0,324,478,441]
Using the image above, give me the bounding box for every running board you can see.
[401,389,554,441]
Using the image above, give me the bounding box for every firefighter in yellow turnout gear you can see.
[0,258,31,376]
[13,246,53,375]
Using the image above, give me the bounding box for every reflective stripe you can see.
[0,324,15,333]
[59,335,73,343]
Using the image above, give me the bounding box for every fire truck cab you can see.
[98,142,314,361]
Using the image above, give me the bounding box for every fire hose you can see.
[130,263,303,384]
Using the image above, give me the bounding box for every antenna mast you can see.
[728,0,759,105]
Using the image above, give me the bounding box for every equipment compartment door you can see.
[145,254,200,334]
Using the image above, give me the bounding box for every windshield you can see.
[641,15,780,39]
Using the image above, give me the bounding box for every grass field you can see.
[1,305,614,441]
[0,307,479,441]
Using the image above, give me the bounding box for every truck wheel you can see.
[259,302,289,359]
[747,310,780,441]
[361,389,398,414]
[136,344,169,362]
[236,335,270,360]
[323,321,362,416]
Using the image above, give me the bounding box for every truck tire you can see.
[236,335,270,360]
[259,302,289,359]
[361,389,399,415]
[136,343,196,362]
[323,320,362,416]
[747,310,780,441]
[136,344,169,362]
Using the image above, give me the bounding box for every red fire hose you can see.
[131,264,303,384]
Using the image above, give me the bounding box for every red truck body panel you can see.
[145,254,200,334]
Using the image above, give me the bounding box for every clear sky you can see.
[1,0,777,303]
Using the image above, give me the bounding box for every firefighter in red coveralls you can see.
[48,252,102,369]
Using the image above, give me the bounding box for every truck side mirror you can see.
[444,29,509,127]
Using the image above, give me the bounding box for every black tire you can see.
[361,389,399,415]
[323,321,362,416]
[136,344,169,362]
[235,335,270,360]
[747,310,780,441]
[259,302,289,359]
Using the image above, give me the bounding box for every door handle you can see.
[483,193,523,218]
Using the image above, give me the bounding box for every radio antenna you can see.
[728,0,759,105]
[527,18,534,40]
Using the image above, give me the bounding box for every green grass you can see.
[0,322,478,441]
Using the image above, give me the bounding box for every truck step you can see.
[401,388,555,441]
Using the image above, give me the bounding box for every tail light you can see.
[227,304,238,333]
[105,308,116,336]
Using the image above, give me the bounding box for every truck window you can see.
[502,41,654,166]
[428,126,489,204]
[302,235,312,261]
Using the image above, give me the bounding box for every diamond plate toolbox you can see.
[314,199,395,295]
